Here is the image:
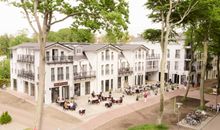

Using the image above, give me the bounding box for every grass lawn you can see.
[128,124,168,130]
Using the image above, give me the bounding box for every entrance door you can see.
[13,79,17,91]
[30,83,35,96]
[105,80,109,92]
[174,74,179,84]
[51,87,59,103]
[24,81,29,94]
[62,86,69,99]
[74,83,81,96]
[138,75,141,85]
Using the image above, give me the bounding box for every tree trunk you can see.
[200,41,208,110]
[183,51,194,100]
[158,17,171,126]
[35,34,46,130]
[217,55,220,93]
[183,28,194,101]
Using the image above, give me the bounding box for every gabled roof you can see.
[83,44,121,52]
[46,42,74,50]
[117,44,149,51]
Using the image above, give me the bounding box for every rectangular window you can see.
[46,51,50,61]
[175,49,180,58]
[66,67,69,80]
[101,65,104,75]
[101,80,104,92]
[105,64,109,75]
[167,49,170,58]
[106,50,110,60]
[111,52,114,60]
[51,68,55,81]
[135,51,137,59]
[85,82,90,95]
[61,67,63,80]
[111,79,113,90]
[111,64,113,74]
[118,77,121,88]
[138,62,141,71]
[175,61,178,70]
[57,67,63,80]
[138,50,141,59]
[135,63,137,71]
[101,52,104,61]
[73,65,77,73]
[167,61,170,70]
[142,62,144,71]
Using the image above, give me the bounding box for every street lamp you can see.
[176,102,183,130]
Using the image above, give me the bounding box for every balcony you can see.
[146,54,160,60]
[17,70,35,81]
[146,65,158,72]
[118,67,133,75]
[46,56,73,64]
[17,55,34,63]
[74,71,96,80]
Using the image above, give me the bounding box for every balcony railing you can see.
[118,67,133,75]
[74,71,96,80]
[17,70,35,81]
[46,56,73,64]
[146,54,160,60]
[146,65,158,72]
[17,55,34,63]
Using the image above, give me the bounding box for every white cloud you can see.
[0,1,159,37]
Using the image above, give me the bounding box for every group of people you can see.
[63,99,77,110]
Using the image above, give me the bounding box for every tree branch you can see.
[33,0,43,34]
[50,12,97,25]
[20,0,37,34]
[174,1,198,26]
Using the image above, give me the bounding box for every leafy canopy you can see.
[9,0,129,39]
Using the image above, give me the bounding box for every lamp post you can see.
[176,102,183,130]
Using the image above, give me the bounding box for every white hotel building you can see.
[10,39,217,104]
[10,43,159,104]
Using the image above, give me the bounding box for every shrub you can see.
[0,111,12,125]
[128,124,168,130]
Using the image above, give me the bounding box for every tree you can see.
[145,0,198,124]
[101,31,130,44]
[0,33,31,57]
[3,0,128,129]
[46,28,95,43]
[0,59,10,79]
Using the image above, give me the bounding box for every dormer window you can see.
[76,48,82,54]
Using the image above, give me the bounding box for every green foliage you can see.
[0,111,12,125]
[0,79,10,88]
[128,124,168,130]
[0,33,31,57]
[0,59,10,79]
[8,0,129,41]
[102,31,130,43]
[46,28,95,43]
[142,29,161,42]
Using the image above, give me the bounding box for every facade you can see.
[131,37,194,85]
[10,42,160,104]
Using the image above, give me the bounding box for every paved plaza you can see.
[1,83,220,130]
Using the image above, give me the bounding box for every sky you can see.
[0,0,158,37]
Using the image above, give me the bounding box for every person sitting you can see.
[63,101,69,110]
[91,91,95,97]
[79,108,86,115]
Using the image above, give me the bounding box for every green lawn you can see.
[128,124,168,130]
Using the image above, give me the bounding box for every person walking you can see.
[143,91,148,102]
